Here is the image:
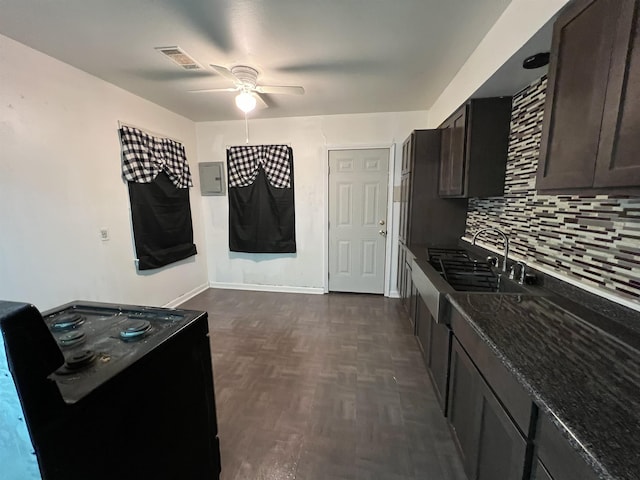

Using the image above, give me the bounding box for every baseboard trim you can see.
[388,289,400,298]
[209,282,325,295]
[163,282,210,308]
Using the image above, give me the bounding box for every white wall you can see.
[196,111,429,294]
[428,0,570,126]
[0,34,208,311]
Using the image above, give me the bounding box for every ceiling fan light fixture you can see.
[235,91,256,113]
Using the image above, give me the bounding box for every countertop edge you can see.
[446,293,614,480]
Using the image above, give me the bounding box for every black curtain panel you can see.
[119,125,197,270]
[227,145,296,253]
[128,171,197,270]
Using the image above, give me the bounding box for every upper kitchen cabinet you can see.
[537,0,640,193]
[438,97,512,198]
[399,130,467,246]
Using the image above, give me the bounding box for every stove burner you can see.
[58,330,86,348]
[65,349,97,370]
[51,313,85,331]
[119,320,151,341]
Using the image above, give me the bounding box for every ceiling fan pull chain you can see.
[245,112,250,144]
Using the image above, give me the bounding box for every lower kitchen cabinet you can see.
[414,293,451,413]
[448,337,529,480]
[531,460,553,480]
[533,413,599,480]
[398,245,416,331]
[427,314,450,413]
[415,294,431,359]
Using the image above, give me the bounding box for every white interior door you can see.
[328,148,389,294]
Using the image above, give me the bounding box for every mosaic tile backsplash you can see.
[463,76,640,308]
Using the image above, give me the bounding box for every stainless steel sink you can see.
[412,247,541,324]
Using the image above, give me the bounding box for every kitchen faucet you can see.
[472,227,509,272]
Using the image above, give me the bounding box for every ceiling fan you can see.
[189,64,305,113]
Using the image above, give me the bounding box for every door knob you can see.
[379,230,387,237]
[379,220,385,225]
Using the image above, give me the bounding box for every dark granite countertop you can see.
[447,293,640,480]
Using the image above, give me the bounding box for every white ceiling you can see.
[0,0,551,122]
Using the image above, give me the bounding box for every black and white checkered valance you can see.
[119,125,193,188]
[227,145,291,188]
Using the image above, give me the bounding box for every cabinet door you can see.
[448,338,483,477]
[398,173,410,243]
[415,295,431,360]
[439,107,467,196]
[595,0,640,187]
[427,316,451,413]
[397,245,406,302]
[409,281,418,333]
[536,414,600,480]
[448,338,528,480]
[537,0,622,190]
[405,261,415,329]
[448,107,467,196]
[401,134,413,174]
[475,376,528,480]
[531,460,554,480]
[439,124,452,194]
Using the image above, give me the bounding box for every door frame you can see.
[324,144,396,296]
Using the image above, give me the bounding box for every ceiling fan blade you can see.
[253,92,269,109]
[187,87,239,93]
[209,64,240,83]
[255,85,305,95]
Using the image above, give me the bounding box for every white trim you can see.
[163,282,209,308]
[383,144,396,297]
[388,289,401,299]
[209,282,325,295]
[325,144,395,297]
[323,145,330,293]
[461,238,640,313]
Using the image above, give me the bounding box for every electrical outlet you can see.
[100,228,110,241]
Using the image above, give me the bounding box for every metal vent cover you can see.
[155,46,201,70]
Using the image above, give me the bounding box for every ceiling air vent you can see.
[155,46,201,70]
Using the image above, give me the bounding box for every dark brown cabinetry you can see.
[426,316,451,413]
[397,130,466,313]
[438,98,512,198]
[448,338,528,480]
[415,294,431,359]
[446,306,533,480]
[439,107,466,197]
[398,245,416,331]
[538,0,640,193]
[531,460,553,480]
[412,267,452,414]
[399,130,467,246]
[532,414,599,480]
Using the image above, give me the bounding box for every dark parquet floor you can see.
[180,289,466,480]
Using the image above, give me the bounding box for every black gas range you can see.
[44,302,206,403]
[0,300,221,480]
